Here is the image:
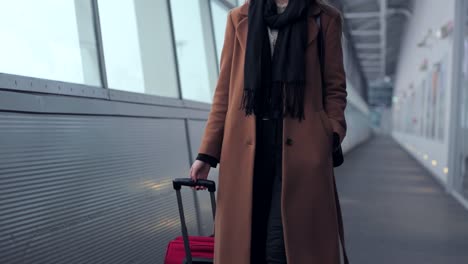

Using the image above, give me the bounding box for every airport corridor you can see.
[336,135,468,264]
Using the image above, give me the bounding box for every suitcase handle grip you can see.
[173,178,216,193]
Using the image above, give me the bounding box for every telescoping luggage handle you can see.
[173,178,216,264]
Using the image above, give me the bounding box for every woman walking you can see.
[190,0,348,263]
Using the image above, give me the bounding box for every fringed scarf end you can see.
[240,88,256,116]
[282,80,306,122]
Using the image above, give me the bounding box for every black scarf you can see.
[240,0,310,122]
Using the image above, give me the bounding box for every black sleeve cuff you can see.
[332,132,341,151]
[196,153,219,168]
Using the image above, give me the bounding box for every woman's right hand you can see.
[190,160,211,190]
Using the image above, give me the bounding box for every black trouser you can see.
[250,116,287,264]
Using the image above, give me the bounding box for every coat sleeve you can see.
[323,13,348,144]
[197,10,235,161]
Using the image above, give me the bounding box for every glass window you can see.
[170,0,215,103]
[98,0,179,98]
[210,1,230,64]
[0,0,101,86]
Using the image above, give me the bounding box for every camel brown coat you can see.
[198,1,348,263]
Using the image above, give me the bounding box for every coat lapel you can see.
[236,1,322,51]
[307,3,321,47]
[236,4,249,51]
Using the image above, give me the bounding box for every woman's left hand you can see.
[190,160,211,190]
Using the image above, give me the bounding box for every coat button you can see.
[285,138,293,146]
[246,139,253,145]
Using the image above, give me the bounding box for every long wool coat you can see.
[198,1,348,263]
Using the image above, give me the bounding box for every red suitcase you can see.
[164,178,216,264]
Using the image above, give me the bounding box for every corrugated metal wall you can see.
[0,112,203,263]
[0,90,371,264]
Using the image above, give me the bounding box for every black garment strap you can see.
[316,15,326,109]
[333,173,349,264]
[315,14,350,264]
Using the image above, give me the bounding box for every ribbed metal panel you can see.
[0,112,198,263]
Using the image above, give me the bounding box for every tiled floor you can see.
[335,135,468,264]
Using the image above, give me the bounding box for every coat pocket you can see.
[318,110,333,144]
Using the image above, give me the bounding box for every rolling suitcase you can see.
[164,178,216,264]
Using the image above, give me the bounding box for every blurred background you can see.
[0,0,467,263]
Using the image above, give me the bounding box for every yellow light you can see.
[443,167,449,174]
[423,154,429,160]
[432,160,438,166]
